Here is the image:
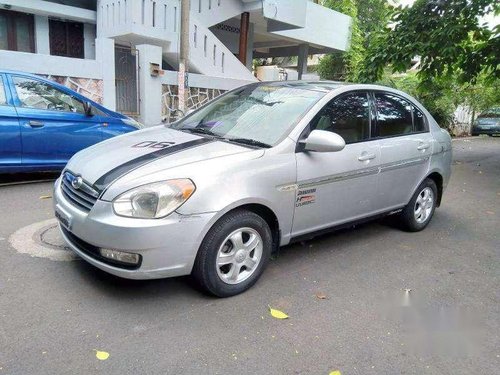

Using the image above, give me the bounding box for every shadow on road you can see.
[0,172,60,186]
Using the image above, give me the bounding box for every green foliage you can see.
[318,0,391,81]
[359,0,500,84]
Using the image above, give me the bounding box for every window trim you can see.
[12,75,86,115]
[0,76,7,106]
[297,90,374,151]
[371,90,430,139]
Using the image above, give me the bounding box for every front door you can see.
[0,74,22,171]
[292,92,381,237]
[372,91,434,211]
[9,75,103,168]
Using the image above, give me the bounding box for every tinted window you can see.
[375,93,413,137]
[0,77,6,105]
[413,106,427,132]
[310,92,370,144]
[13,77,85,114]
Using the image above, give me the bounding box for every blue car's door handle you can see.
[28,120,45,128]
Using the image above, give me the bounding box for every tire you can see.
[192,209,272,297]
[399,178,438,232]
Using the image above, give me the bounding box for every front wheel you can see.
[192,210,272,297]
[399,178,438,232]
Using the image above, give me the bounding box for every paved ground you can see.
[0,137,498,375]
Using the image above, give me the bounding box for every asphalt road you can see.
[0,137,498,375]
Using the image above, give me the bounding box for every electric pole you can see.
[178,0,189,114]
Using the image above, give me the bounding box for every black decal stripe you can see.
[94,138,213,192]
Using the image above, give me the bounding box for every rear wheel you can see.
[192,209,272,297]
[399,178,438,232]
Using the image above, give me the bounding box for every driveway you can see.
[0,136,498,375]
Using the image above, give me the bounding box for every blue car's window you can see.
[0,76,6,105]
[13,76,86,114]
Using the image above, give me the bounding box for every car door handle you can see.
[417,142,430,151]
[28,120,44,128]
[358,153,376,161]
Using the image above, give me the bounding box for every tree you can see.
[318,0,390,81]
[359,0,500,84]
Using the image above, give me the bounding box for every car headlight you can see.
[122,117,144,129]
[112,179,195,219]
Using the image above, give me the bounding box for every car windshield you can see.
[171,83,326,147]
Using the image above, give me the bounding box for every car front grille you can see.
[61,171,99,212]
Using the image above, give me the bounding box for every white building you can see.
[0,0,351,125]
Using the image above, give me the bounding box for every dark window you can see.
[0,10,35,53]
[13,76,85,114]
[49,19,84,58]
[0,77,6,104]
[310,92,371,144]
[375,93,413,137]
[413,106,427,132]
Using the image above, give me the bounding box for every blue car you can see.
[0,70,141,174]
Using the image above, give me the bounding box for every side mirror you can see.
[83,101,93,117]
[300,129,346,153]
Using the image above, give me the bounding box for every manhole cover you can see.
[9,219,77,261]
[36,222,71,251]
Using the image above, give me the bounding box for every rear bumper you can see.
[471,126,500,135]
[53,177,216,279]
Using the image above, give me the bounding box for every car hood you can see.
[65,125,255,190]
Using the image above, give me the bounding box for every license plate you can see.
[55,207,72,231]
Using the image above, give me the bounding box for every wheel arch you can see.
[425,171,444,207]
[201,200,282,255]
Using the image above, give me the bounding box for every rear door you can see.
[9,74,103,168]
[292,91,381,236]
[372,91,434,211]
[0,73,22,171]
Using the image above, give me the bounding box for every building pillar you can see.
[245,23,254,70]
[83,24,96,60]
[34,15,50,55]
[297,43,309,80]
[238,12,249,66]
[136,44,163,126]
[95,37,116,111]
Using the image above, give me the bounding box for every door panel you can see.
[293,141,381,236]
[373,92,434,210]
[292,92,380,236]
[9,75,103,167]
[377,134,433,209]
[0,74,22,171]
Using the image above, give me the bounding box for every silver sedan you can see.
[54,82,452,297]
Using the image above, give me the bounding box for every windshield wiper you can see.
[181,127,222,138]
[226,138,272,149]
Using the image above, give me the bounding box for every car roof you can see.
[254,80,409,95]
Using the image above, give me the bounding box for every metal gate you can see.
[115,45,139,115]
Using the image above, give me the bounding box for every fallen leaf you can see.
[39,195,52,200]
[316,292,327,300]
[268,306,289,319]
[95,350,109,360]
[329,371,342,375]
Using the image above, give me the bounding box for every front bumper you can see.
[53,178,216,279]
